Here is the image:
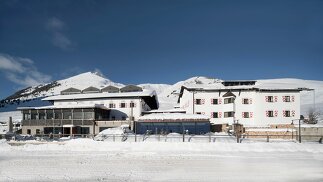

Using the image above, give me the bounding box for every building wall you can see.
[179,89,300,127]
[54,98,146,121]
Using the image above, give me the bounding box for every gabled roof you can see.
[82,86,100,93]
[120,85,143,92]
[101,85,120,93]
[222,91,236,97]
[61,87,82,95]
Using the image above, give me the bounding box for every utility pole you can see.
[299,119,301,143]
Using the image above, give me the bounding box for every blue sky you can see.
[0,0,322,99]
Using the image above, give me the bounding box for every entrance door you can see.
[63,127,71,136]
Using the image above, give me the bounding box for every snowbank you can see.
[2,138,323,153]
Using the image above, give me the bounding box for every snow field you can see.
[1,139,323,181]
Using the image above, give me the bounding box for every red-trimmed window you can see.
[120,103,126,108]
[242,112,250,118]
[211,112,218,118]
[266,110,274,117]
[211,99,218,105]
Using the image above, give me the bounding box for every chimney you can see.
[9,117,13,133]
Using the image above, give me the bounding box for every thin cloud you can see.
[46,17,74,50]
[0,53,52,87]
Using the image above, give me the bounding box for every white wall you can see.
[180,89,300,127]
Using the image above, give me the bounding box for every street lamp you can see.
[291,119,303,143]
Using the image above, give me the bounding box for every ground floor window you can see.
[99,127,112,132]
[81,127,90,134]
[27,129,31,135]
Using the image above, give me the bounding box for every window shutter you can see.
[282,96,286,102]
[265,96,268,102]
[219,112,222,118]
[249,98,252,104]
[201,112,205,115]
[274,110,278,117]
[274,96,278,102]
[242,112,244,118]
[201,99,205,104]
[283,110,286,117]
[291,96,295,102]
[125,103,127,108]
[266,111,269,117]
[211,99,213,104]
[250,112,253,118]
[211,112,213,118]
[194,99,197,104]
[292,110,295,117]
[219,98,222,104]
[119,103,121,108]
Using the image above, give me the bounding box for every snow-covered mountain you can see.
[0,72,322,123]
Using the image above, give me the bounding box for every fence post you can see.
[267,135,269,142]
[183,132,185,142]
[209,133,211,143]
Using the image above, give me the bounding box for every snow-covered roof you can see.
[17,104,108,110]
[43,90,156,101]
[138,113,209,121]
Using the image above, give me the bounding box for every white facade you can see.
[43,88,158,121]
[52,98,150,121]
[179,87,301,127]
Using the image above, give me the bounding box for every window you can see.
[267,96,274,102]
[130,102,135,108]
[243,99,249,104]
[212,99,218,105]
[224,98,234,104]
[111,116,116,120]
[31,110,38,120]
[46,110,54,119]
[243,112,250,118]
[224,111,234,118]
[27,129,31,135]
[23,112,31,120]
[63,109,72,119]
[121,116,126,120]
[39,111,45,119]
[54,110,62,119]
[195,99,202,105]
[284,96,291,102]
[284,110,291,117]
[81,127,90,134]
[212,112,218,118]
[73,109,83,119]
[267,111,274,117]
[36,129,40,135]
[120,103,126,108]
[196,112,201,115]
[109,103,115,108]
